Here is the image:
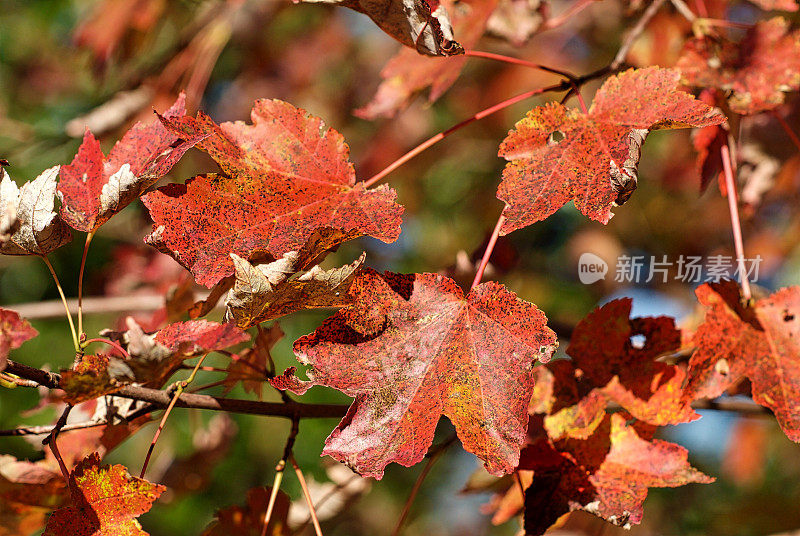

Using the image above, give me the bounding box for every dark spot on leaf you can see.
[548,130,566,145]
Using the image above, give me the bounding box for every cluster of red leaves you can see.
[678,17,800,115]
[471,282,800,533]
[4,0,800,530]
[474,300,711,533]
[0,398,151,535]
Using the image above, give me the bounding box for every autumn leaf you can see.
[223,323,283,398]
[272,269,558,478]
[0,171,18,246]
[0,455,68,536]
[566,298,698,426]
[143,99,403,287]
[58,93,202,232]
[0,308,37,371]
[527,299,697,439]
[356,0,498,119]
[43,452,164,536]
[677,17,800,115]
[225,251,365,329]
[60,354,120,404]
[0,166,72,256]
[97,317,249,387]
[684,280,800,441]
[520,413,713,535]
[496,67,725,233]
[485,0,545,46]
[693,122,727,192]
[304,0,463,56]
[202,486,290,536]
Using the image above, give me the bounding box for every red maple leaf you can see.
[91,318,250,388]
[60,354,119,404]
[566,298,698,426]
[307,0,463,56]
[356,0,498,119]
[496,67,725,233]
[0,308,37,371]
[58,93,202,232]
[143,99,403,287]
[520,413,713,534]
[527,299,697,442]
[272,269,558,478]
[684,280,800,441]
[43,453,164,536]
[677,17,800,115]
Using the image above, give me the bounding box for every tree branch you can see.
[3,360,347,420]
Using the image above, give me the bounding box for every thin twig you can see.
[464,49,575,80]
[391,436,456,536]
[669,0,697,22]
[362,83,566,188]
[721,143,752,301]
[290,454,323,536]
[575,90,589,114]
[0,402,157,437]
[82,337,130,358]
[263,461,287,536]
[700,18,752,30]
[541,0,598,30]
[471,214,507,289]
[77,231,94,339]
[9,294,168,320]
[139,353,208,478]
[262,419,301,536]
[41,256,79,352]
[0,420,107,437]
[0,372,39,388]
[44,405,73,481]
